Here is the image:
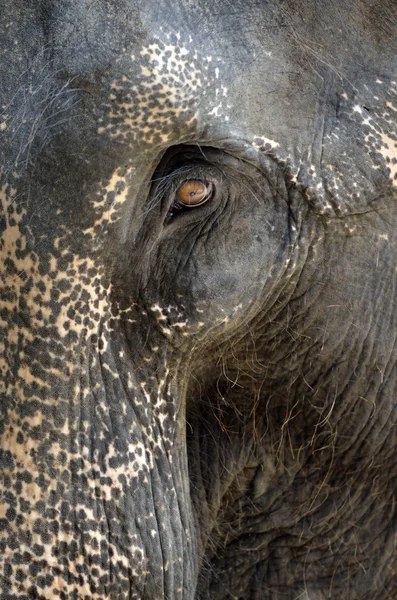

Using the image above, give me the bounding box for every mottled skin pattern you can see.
[0,1,396,598]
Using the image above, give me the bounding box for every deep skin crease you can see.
[0,0,396,598]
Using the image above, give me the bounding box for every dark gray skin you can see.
[0,1,396,598]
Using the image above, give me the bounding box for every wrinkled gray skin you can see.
[0,1,396,598]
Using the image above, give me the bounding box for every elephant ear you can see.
[249,0,397,218]
[296,78,397,217]
[251,77,397,218]
[302,5,396,217]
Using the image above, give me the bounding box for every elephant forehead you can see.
[97,38,225,145]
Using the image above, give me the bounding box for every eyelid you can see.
[151,157,224,223]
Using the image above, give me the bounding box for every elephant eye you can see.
[173,179,215,208]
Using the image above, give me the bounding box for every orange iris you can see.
[175,180,212,206]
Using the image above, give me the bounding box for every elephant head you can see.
[0,1,396,598]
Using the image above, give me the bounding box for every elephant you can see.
[0,0,396,598]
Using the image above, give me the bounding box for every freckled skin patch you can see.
[253,84,397,217]
[98,39,227,147]
[0,1,397,599]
